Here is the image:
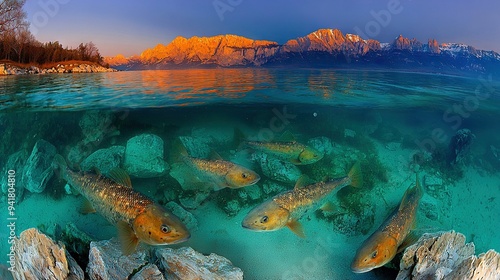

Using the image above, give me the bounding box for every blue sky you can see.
[23,0,500,56]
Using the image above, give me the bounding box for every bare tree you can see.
[0,0,27,35]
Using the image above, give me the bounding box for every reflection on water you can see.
[0,69,499,112]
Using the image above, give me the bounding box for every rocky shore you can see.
[0,62,116,75]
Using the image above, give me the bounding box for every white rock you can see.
[156,247,243,280]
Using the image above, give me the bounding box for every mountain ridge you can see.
[104,29,500,74]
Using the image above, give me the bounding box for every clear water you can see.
[1,69,500,279]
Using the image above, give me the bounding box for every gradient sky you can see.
[23,0,500,57]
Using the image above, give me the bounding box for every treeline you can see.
[0,0,103,65]
[0,33,103,65]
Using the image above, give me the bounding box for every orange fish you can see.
[351,175,422,273]
[242,163,361,237]
[53,155,190,255]
[173,140,260,190]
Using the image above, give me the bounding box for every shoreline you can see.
[0,62,117,75]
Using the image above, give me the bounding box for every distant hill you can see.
[104,29,500,75]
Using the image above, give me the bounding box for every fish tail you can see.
[233,127,248,150]
[348,162,362,188]
[52,154,68,180]
[170,138,189,163]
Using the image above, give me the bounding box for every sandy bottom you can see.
[1,140,499,280]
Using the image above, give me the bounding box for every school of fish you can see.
[52,132,423,274]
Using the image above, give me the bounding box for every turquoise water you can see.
[1,69,500,279]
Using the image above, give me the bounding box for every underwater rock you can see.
[262,180,287,195]
[10,228,84,280]
[397,231,478,280]
[179,136,211,158]
[130,264,165,280]
[419,197,439,221]
[1,150,28,203]
[308,136,334,156]
[79,111,117,144]
[179,191,211,209]
[244,184,262,201]
[191,126,234,146]
[156,247,244,280]
[326,202,375,236]
[22,139,57,193]
[448,128,475,165]
[446,249,500,280]
[223,199,242,216]
[344,128,356,138]
[80,146,125,174]
[164,201,198,231]
[258,153,302,184]
[87,238,149,280]
[423,173,446,199]
[124,134,169,178]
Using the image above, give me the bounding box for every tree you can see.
[0,0,27,35]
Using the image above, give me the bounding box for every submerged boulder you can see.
[447,129,475,165]
[87,238,149,280]
[79,111,117,144]
[10,228,84,280]
[22,139,57,193]
[124,134,169,178]
[156,247,244,280]
[80,145,125,174]
[258,153,301,184]
[130,264,165,280]
[164,201,198,231]
[397,230,500,279]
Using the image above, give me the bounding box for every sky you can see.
[23,0,500,57]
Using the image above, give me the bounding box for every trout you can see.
[351,175,423,273]
[242,163,361,237]
[53,155,190,255]
[245,140,323,165]
[173,140,260,190]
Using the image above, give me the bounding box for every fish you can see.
[172,140,260,190]
[350,174,423,273]
[242,163,362,237]
[52,155,190,255]
[240,130,324,165]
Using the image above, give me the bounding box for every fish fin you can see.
[171,138,189,163]
[212,183,227,191]
[287,220,305,238]
[108,168,132,188]
[321,175,330,182]
[79,199,96,214]
[294,175,313,190]
[210,150,223,161]
[348,162,362,188]
[397,231,421,254]
[278,131,296,142]
[117,220,139,255]
[233,128,248,150]
[290,158,302,165]
[320,201,336,212]
[91,166,102,176]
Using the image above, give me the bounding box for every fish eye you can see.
[242,173,248,179]
[371,250,378,259]
[260,216,269,223]
[160,225,170,233]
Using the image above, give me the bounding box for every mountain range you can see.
[104,29,500,74]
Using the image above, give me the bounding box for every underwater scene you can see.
[1,69,500,279]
